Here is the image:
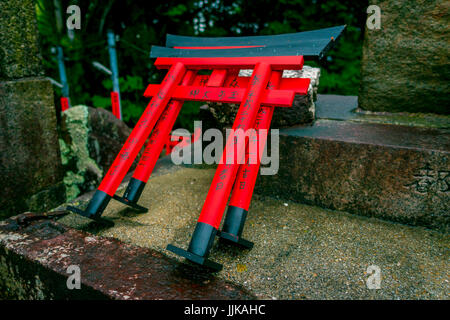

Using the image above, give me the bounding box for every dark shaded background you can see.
[36,0,368,129]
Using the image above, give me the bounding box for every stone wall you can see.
[0,0,65,218]
[0,0,44,80]
[255,118,449,232]
[359,0,449,114]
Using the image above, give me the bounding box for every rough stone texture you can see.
[0,78,65,219]
[59,106,136,200]
[206,66,320,128]
[60,166,449,299]
[315,94,359,120]
[359,0,450,114]
[0,213,254,300]
[316,94,450,128]
[0,0,44,80]
[255,120,450,231]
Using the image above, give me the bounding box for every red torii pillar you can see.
[161,56,304,270]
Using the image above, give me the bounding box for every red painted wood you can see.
[111,91,121,119]
[229,71,282,211]
[274,77,310,94]
[155,56,304,70]
[60,97,69,112]
[166,127,202,154]
[197,62,272,229]
[132,70,197,183]
[173,45,263,49]
[206,69,228,87]
[144,85,295,107]
[84,54,306,222]
[97,62,186,196]
[144,76,310,96]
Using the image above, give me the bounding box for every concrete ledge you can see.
[59,167,450,299]
[255,96,449,231]
[0,213,253,300]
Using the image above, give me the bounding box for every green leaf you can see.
[166,4,187,17]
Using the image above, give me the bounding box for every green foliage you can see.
[166,4,188,19]
[36,0,367,129]
[178,101,204,131]
[92,75,144,122]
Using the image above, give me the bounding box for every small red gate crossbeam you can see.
[210,75,309,94]
[154,56,303,70]
[144,76,309,97]
[144,85,296,107]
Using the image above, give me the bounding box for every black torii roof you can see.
[153,25,345,60]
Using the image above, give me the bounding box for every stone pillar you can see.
[359,0,449,114]
[0,0,65,218]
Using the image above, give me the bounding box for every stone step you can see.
[255,95,449,231]
[0,212,253,300]
[52,166,448,299]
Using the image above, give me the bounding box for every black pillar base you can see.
[166,244,222,272]
[218,206,253,249]
[123,178,147,203]
[66,206,114,227]
[166,222,222,271]
[67,192,114,227]
[111,178,148,212]
[67,190,111,220]
[218,230,254,249]
[112,195,148,212]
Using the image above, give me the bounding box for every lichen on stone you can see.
[60,105,103,201]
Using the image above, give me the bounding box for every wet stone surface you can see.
[60,167,449,299]
[257,120,450,231]
[0,212,253,300]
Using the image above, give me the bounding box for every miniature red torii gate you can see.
[68,25,345,271]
